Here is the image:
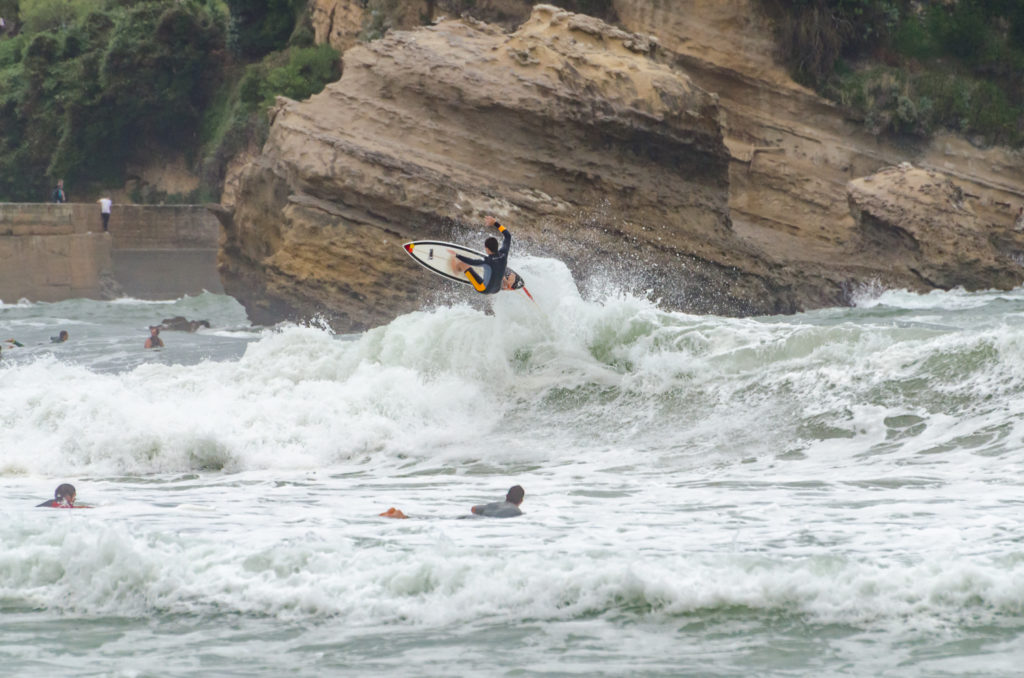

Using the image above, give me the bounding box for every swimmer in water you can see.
[378,486,525,519]
[144,326,164,349]
[471,485,525,518]
[36,483,78,508]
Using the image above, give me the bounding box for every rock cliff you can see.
[848,164,1022,292]
[611,0,1024,297]
[221,5,792,329]
[218,1,1024,330]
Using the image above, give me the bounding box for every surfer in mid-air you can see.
[403,215,533,300]
[450,215,518,294]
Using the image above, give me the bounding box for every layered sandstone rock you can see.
[611,0,1024,295]
[848,165,1022,291]
[310,0,366,52]
[220,1,1024,330]
[309,0,535,52]
[220,5,796,329]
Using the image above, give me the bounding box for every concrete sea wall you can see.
[0,203,223,303]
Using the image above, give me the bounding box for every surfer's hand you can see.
[484,215,498,228]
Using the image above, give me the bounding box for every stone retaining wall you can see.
[0,203,223,303]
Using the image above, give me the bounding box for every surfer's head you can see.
[54,483,76,506]
[484,236,499,254]
[505,485,525,506]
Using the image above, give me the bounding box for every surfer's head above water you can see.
[36,483,76,508]
[484,236,499,254]
[506,485,525,506]
[55,483,76,505]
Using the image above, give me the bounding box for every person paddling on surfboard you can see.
[36,483,80,508]
[471,485,525,518]
[450,215,512,294]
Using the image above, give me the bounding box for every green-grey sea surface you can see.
[3,260,1024,677]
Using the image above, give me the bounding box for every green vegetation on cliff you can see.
[0,0,338,202]
[763,0,1024,146]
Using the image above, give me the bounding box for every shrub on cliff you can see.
[763,0,902,86]
[91,3,225,157]
[259,43,339,104]
[0,0,18,26]
[763,0,1024,147]
[195,42,339,203]
[0,0,340,203]
[226,0,301,58]
[18,0,103,33]
[0,0,229,201]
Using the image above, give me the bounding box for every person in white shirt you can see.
[97,196,112,232]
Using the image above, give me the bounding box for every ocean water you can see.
[3,257,1024,677]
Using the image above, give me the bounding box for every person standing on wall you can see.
[51,179,65,203]
[97,196,112,232]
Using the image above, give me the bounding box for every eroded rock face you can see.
[220,2,1024,330]
[309,0,535,52]
[220,5,795,330]
[610,0,1024,298]
[310,0,366,53]
[848,165,1023,291]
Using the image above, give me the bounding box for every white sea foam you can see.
[5,275,1024,675]
[4,503,1024,634]
[0,297,34,309]
[3,262,1024,478]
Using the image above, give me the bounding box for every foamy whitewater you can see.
[3,256,1024,677]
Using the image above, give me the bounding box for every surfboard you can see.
[36,502,93,509]
[403,240,533,300]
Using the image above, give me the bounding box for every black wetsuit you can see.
[470,500,522,518]
[456,225,511,295]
